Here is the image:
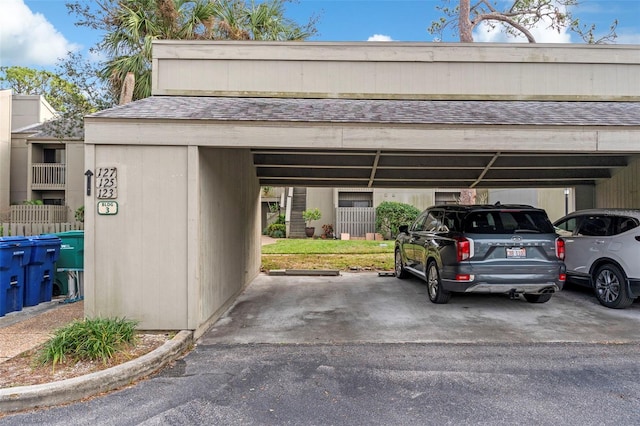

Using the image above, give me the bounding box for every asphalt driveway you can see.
[201,272,640,345]
[4,272,640,425]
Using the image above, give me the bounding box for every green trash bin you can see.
[53,230,84,297]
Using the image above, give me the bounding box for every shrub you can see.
[375,201,421,239]
[75,205,84,222]
[38,317,138,367]
[265,223,286,238]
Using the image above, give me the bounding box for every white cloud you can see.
[474,21,572,43]
[473,1,572,43]
[0,0,80,67]
[367,34,393,42]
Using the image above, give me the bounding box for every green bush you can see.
[375,201,421,239]
[75,205,84,222]
[265,223,286,238]
[38,317,138,367]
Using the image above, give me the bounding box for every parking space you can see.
[200,273,640,345]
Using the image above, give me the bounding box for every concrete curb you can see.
[268,269,340,276]
[0,330,193,414]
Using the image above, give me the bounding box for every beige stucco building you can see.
[0,92,84,223]
[84,41,639,336]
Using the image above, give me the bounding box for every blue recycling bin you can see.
[24,234,61,307]
[0,237,32,317]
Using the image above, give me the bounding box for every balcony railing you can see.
[32,163,65,190]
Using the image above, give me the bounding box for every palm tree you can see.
[70,0,318,100]
[100,0,219,101]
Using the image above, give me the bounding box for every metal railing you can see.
[32,163,65,190]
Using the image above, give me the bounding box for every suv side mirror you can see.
[398,225,409,234]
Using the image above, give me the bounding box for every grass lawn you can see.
[261,239,394,271]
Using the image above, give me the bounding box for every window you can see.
[464,210,554,234]
[555,217,579,237]
[435,191,460,205]
[616,217,639,234]
[410,213,428,232]
[443,211,462,232]
[338,191,373,208]
[423,210,443,232]
[577,216,613,237]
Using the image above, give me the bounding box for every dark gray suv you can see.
[395,203,566,304]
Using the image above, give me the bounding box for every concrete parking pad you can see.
[201,273,640,345]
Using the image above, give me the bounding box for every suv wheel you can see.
[395,249,409,279]
[593,264,634,309]
[426,260,450,304]
[523,293,552,303]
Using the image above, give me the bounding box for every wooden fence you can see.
[336,207,376,237]
[0,222,83,237]
[10,205,68,223]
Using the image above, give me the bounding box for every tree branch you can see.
[472,13,537,43]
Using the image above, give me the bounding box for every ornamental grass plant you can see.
[38,317,139,367]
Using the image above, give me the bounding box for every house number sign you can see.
[96,167,118,199]
[97,201,118,215]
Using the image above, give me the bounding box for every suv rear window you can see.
[463,210,554,234]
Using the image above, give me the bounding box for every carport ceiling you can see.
[252,150,634,188]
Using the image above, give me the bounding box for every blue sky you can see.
[1,0,639,69]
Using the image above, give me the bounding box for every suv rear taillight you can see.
[455,237,471,261]
[556,237,565,260]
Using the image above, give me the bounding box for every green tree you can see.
[0,66,88,114]
[429,0,617,44]
[67,0,318,101]
[0,54,115,138]
[375,202,421,240]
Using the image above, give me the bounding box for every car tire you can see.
[395,248,409,279]
[593,264,634,309]
[426,260,450,304]
[523,293,552,303]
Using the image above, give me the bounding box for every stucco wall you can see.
[153,42,640,101]
[11,95,55,131]
[85,145,190,329]
[374,189,436,211]
[64,141,85,221]
[306,188,335,230]
[195,148,261,337]
[83,144,261,333]
[8,137,28,205]
[596,156,640,208]
[0,91,11,216]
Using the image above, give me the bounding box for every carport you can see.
[83,41,640,336]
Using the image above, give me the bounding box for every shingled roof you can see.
[89,96,640,126]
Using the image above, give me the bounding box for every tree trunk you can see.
[459,0,474,42]
[119,72,135,105]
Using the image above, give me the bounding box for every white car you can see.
[554,209,640,308]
